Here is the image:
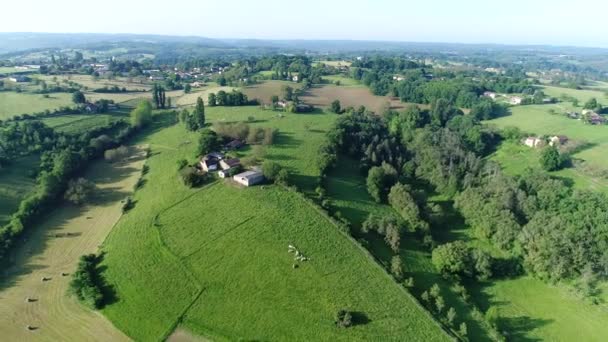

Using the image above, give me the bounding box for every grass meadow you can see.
[487,103,608,189]
[0,155,39,226]
[541,85,607,105]
[100,108,448,341]
[0,92,73,119]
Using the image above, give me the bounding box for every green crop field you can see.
[486,104,608,192]
[0,155,39,226]
[0,92,73,119]
[542,85,607,105]
[323,75,361,87]
[40,113,126,134]
[100,108,448,341]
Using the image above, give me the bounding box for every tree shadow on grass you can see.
[351,311,371,326]
[498,316,553,342]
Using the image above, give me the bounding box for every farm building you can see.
[225,139,244,150]
[84,103,98,113]
[483,91,497,99]
[524,137,543,148]
[200,158,218,172]
[220,158,241,170]
[509,96,523,105]
[549,135,568,146]
[233,170,264,187]
[9,75,29,82]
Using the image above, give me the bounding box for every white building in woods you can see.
[524,137,543,148]
[549,135,568,146]
[483,91,497,100]
[510,96,523,105]
[233,170,264,187]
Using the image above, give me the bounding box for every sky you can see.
[2,0,607,48]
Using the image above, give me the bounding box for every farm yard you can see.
[0,146,145,341]
[99,108,448,341]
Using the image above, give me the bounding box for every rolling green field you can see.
[323,75,361,86]
[0,155,39,226]
[542,85,607,105]
[487,104,608,188]
[0,92,73,119]
[100,109,448,341]
[40,113,126,134]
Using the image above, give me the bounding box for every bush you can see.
[391,256,404,280]
[64,178,96,205]
[68,254,107,309]
[261,161,281,180]
[104,146,129,163]
[335,309,353,328]
[181,167,207,188]
[177,159,188,170]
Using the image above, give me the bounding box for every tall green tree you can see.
[193,97,206,129]
[540,145,562,171]
[130,101,153,128]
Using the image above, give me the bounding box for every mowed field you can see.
[241,80,303,104]
[0,155,39,226]
[100,108,448,341]
[0,146,146,341]
[300,84,412,113]
[0,92,73,119]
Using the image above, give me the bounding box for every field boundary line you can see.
[160,287,206,342]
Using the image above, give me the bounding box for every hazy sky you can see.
[2,0,607,47]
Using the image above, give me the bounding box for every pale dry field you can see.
[0,146,146,341]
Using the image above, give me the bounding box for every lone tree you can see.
[193,97,206,129]
[335,309,353,328]
[152,84,166,109]
[72,90,86,104]
[198,129,220,156]
[540,145,562,171]
[330,99,342,114]
[64,178,96,205]
[130,100,153,128]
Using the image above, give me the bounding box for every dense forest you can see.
[316,96,608,297]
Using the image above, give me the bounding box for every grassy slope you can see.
[541,85,607,105]
[487,103,608,189]
[481,94,608,339]
[0,92,73,119]
[101,108,447,341]
[0,155,39,225]
[326,158,493,340]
